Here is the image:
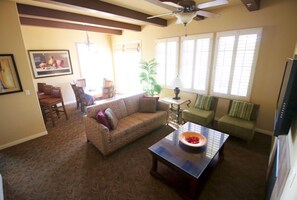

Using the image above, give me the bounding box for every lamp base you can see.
[173,87,180,100]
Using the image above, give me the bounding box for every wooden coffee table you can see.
[148,122,229,200]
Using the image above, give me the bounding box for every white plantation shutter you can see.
[231,34,258,96]
[156,42,166,85]
[180,33,213,93]
[213,35,235,94]
[211,28,262,100]
[156,37,179,87]
[193,37,212,91]
[113,41,142,94]
[180,38,195,89]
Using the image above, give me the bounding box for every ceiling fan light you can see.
[175,12,196,25]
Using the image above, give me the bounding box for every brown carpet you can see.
[0,104,271,200]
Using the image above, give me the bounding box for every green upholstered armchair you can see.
[218,100,260,141]
[182,95,218,127]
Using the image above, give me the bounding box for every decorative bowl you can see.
[179,131,207,147]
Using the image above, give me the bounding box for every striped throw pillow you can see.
[194,95,213,111]
[229,100,254,120]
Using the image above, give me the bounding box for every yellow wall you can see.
[0,1,46,149]
[0,1,113,149]
[21,27,113,104]
[112,0,297,133]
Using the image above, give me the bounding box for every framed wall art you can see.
[0,54,23,95]
[28,50,73,78]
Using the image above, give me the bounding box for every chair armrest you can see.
[83,115,110,155]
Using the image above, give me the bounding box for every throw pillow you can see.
[139,98,157,113]
[105,108,118,130]
[194,95,213,111]
[96,109,111,130]
[229,100,254,120]
[143,94,159,102]
[143,95,159,110]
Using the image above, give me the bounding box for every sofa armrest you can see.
[83,115,110,155]
[157,101,169,111]
[157,101,169,122]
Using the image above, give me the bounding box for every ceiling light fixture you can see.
[175,12,196,26]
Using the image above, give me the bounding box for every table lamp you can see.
[171,75,183,100]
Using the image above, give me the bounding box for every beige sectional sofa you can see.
[84,93,169,156]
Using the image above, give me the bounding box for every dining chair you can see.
[39,87,68,127]
[37,82,46,95]
[70,83,81,109]
[37,84,53,100]
[75,78,86,88]
[76,86,94,112]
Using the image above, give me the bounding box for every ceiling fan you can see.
[146,0,229,26]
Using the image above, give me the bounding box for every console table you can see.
[160,97,191,124]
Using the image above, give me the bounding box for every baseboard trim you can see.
[0,131,48,150]
[255,128,273,136]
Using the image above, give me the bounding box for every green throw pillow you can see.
[194,95,213,111]
[229,100,254,120]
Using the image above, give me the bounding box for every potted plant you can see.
[139,59,162,96]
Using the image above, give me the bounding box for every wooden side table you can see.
[160,97,191,124]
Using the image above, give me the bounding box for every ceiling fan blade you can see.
[147,12,173,19]
[163,1,184,9]
[196,10,220,18]
[144,0,177,11]
[197,0,229,9]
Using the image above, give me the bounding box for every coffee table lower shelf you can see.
[150,152,222,200]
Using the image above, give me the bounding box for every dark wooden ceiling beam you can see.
[35,0,167,27]
[17,4,140,31]
[20,17,122,35]
[241,0,261,11]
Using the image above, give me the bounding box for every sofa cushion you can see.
[218,115,255,141]
[139,98,157,113]
[229,100,254,120]
[96,110,111,130]
[130,111,167,125]
[109,116,143,142]
[86,99,128,119]
[123,93,145,115]
[182,107,214,126]
[105,108,118,130]
[194,95,213,111]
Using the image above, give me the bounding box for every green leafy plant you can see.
[139,59,162,96]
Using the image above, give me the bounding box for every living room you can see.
[0,0,297,199]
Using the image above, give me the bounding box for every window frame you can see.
[179,33,214,94]
[210,27,262,101]
[155,37,179,88]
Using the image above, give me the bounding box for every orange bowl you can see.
[179,131,207,147]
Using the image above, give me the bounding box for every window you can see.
[155,37,179,87]
[211,28,262,100]
[113,41,142,94]
[180,33,213,94]
[77,43,112,90]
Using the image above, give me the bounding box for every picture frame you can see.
[0,54,23,95]
[28,50,73,78]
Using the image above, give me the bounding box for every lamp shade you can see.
[171,75,183,88]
